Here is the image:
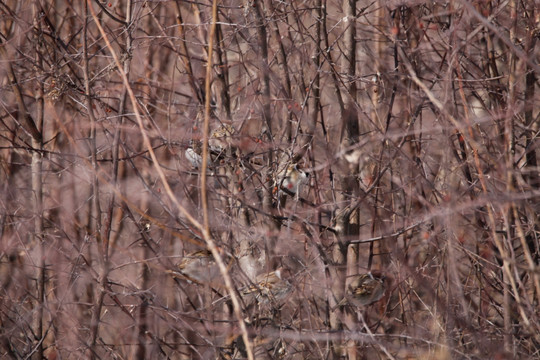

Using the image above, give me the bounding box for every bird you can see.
[185,139,206,169]
[169,249,224,284]
[276,163,308,196]
[337,272,388,308]
[237,244,266,283]
[241,268,294,305]
[209,123,235,154]
[185,124,235,169]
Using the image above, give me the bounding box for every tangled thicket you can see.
[1,0,539,359]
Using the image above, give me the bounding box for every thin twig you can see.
[87,1,254,359]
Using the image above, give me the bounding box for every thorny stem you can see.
[87,1,254,359]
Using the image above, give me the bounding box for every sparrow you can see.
[337,272,388,308]
[185,124,235,169]
[169,249,223,284]
[209,124,235,154]
[241,268,293,305]
[276,163,308,196]
[185,139,208,169]
[237,244,266,282]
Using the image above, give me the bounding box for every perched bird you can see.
[185,124,235,169]
[276,163,308,196]
[333,272,388,311]
[211,267,294,308]
[185,139,206,169]
[237,244,266,282]
[241,268,293,305]
[209,124,235,154]
[343,272,387,307]
[170,249,223,284]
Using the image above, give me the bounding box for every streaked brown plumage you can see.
[209,124,235,154]
[241,268,293,305]
[345,272,387,307]
[276,164,308,196]
[170,249,222,284]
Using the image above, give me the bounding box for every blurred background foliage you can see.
[0,0,538,358]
